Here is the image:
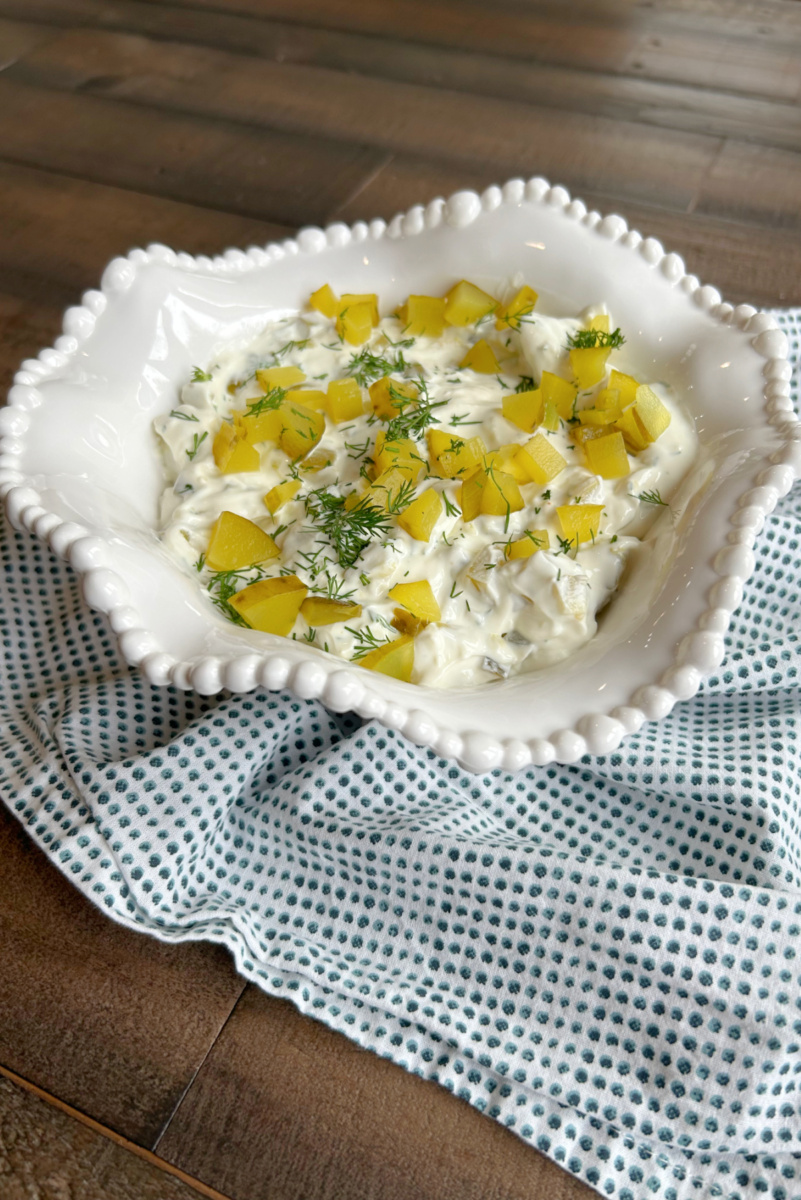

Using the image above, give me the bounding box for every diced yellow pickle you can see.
[213,422,261,473]
[594,387,622,416]
[443,280,498,326]
[495,285,538,330]
[205,510,280,571]
[239,407,282,444]
[302,448,335,472]
[458,469,485,522]
[277,402,325,460]
[584,431,630,479]
[340,293,379,326]
[388,580,441,623]
[483,444,530,484]
[396,488,442,541]
[515,432,567,485]
[589,314,610,334]
[256,365,306,390]
[570,346,611,390]
[229,575,308,636]
[556,504,604,544]
[285,388,327,411]
[577,407,614,427]
[336,302,373,346]
[373,432,425,481]
[428,430,486,479]
[359,634,415,681]
[326,378,364,423]
[399,295,447,336]
[364,467,412,512]
[459,338,500,374]
[263,478,302,514]
[614,386,671,452]
[502,388,543,433]
[300,597,362,627]
[481,468,524,516]
[460,468,523,519]
[310,284,339,318]
[504,530,550,560]
[391,608,426,636]
[632,384,671,442]
[542,397,559,432]
[369,376,418,420]
[570,424,607,448]
[609,370,640,408]
[541,372,577,420]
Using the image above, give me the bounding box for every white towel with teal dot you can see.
[2,312,801,1200]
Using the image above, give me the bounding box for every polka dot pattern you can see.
[1,313,800,1200]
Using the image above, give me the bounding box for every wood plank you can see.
[36,0,799,101]
[0,75,387,227]
[0,290,62,393]
[0,804,246,1146]
[3,3,801,151]
[0,14,59,68]
[694,139,801,229]
[0,160,291,308]
[0,1070,217,1200]
[156,986,596,1200]
[333,156,801,308]
[8,29,721,215]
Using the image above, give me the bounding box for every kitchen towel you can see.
[2,311,800,1200]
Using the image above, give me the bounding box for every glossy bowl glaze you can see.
[1,177,797,772]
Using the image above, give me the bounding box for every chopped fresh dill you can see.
[185,431,208,460]
[194,553,206,572]
[359,572,370,588]
[304,488,393,570]
[449,580,463,599]
[450,413,482,427]
[345,347,409,387]
[170,409,199,421]
[246,385,287,417]
[308,571,357,602]
[269,338,309,362]
[566,327,626,350]
[347,624,396,661]
[443,494,459,518]
[345,437,372,460]
[302,628,318,644]
[542,489,551,501]
[610,534,618,543]
[206,565,267,626]
[633,488,669,507]
[385,379,446,442]
[175,483,194,495]
[191,367,212,382]
[515,375,536,394]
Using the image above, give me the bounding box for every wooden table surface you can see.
[1,3,800,1197]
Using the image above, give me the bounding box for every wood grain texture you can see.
[0,805,246,1146]
[3,2,800,150]
[0,160,290,308]
[0,1072,214,1200]
[8,27,721,214]
[0,15,59,68]
[0,76,386,227]
[52,0,801,100]
[156,987,597,1200]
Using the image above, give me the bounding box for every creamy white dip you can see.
[154,298,697,688]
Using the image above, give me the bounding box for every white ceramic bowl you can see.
[1,177,798,773]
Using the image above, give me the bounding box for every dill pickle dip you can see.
[154,280,698,688]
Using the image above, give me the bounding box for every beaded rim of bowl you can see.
[1,175,798,773]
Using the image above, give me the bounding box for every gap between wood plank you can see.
[0,1062,234,1200]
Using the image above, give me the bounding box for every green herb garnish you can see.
[186,431,208,460]
[566,328,626,350]
[191,367,213,382]
[304,488,393,570]
[170,409,199,421]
